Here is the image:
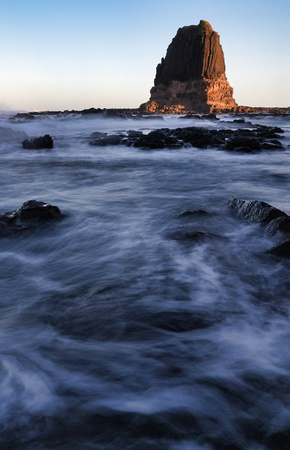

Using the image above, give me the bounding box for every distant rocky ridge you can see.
[141,20,238,114]
[9,107,290,123]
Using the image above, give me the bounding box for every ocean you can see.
[0,112,290,449]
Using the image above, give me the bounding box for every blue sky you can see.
[0,0,289,111]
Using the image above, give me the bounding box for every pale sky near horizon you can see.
[0,0,289,111]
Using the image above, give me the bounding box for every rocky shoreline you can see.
[9,106,290,122]
[14,109,288,154]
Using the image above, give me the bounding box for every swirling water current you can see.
[0,113,290,449]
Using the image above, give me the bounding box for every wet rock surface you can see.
[89,124,284,152]
[0,200,63,237]
[169,230,210,243]
[22,134,53,149]
[228,197,287,224]
[229,197,290,257]
[178,209,211,218]
[266,240,290,257]
[170,197,290,257]
[147,311,217,333]
[166,206,223,246]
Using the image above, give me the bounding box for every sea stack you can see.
[141,20,237,114]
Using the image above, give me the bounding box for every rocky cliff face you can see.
[141,20,237,114]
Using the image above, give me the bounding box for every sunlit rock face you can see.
[141,20,237,114]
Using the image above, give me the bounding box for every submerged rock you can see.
[265,216,290,235]
[229,196,290,257]
[171,230,209,242]
[89,134,124,146]
[0,200,63,237]
[266,240,290,257]
[22,134,53,149]
[178,209,211,218]
[148,311,216,332]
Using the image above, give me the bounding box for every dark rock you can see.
[133,129,182,149]
[232,146,256,153]
[149,311,215,332]
[133,135,165,149]
[172,127,212,148]
[128,130,143,138]
[81,108,134,119]
[255,126,284,138]
[179,209,210,218]
[202,114,219,120]
[228,197,287,224]
[226,136,261,151]
[141,20,237,114]
[224,127,284,153]
[17,200,62,221]
[125,130,144,146]
[266,216,290,235]
[229,196,290,257]
[266,240,290,257]
[10,112,36,122]
[228,196,290,258]
[89,134,124,146]
[210,135,225,147]
[90,131,107,138]
[22,134,53,149]
[155,21,226,83]
[88,124,284,152]
[270,139,284,146]
[0,200,63,237]
[261,142,284,150]
[171,230,209,242]
[82,107,104,115]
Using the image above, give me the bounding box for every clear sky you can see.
[0,0,289,111]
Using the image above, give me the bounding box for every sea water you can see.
[0,112,290,449]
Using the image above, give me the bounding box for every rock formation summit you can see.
[141,20,237,114]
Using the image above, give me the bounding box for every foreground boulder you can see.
[229,196,290,257]
[22,134,53,149]
[228,196,287,224]
[0,200,63,237]
[229,196,290,235]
